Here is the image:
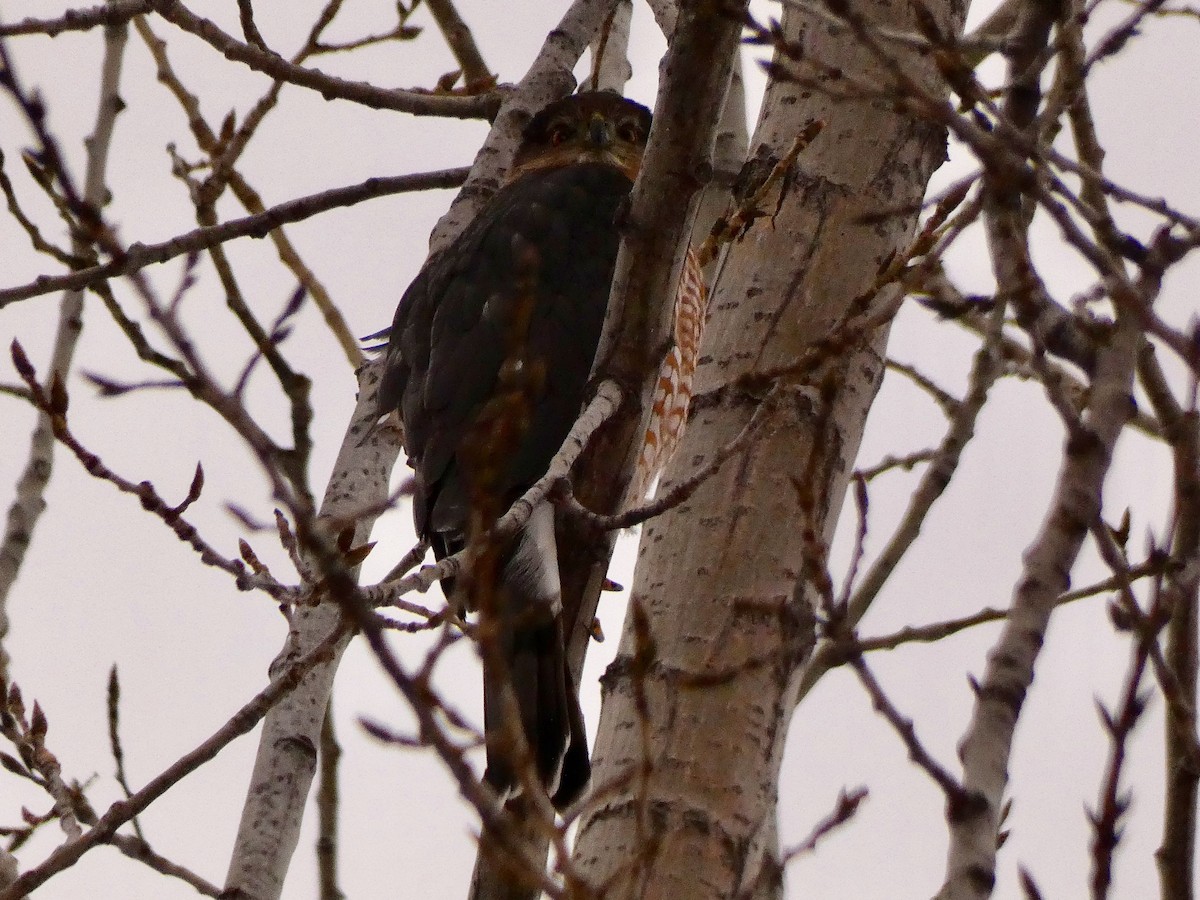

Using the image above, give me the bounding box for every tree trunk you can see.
[471,2,746,896]
[572,0,967,894]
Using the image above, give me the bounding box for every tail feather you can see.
[480,501,591,810]
[552,672,590,809]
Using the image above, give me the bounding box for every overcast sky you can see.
[2,1,1198,898]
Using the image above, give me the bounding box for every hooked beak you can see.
[587,113,614,149]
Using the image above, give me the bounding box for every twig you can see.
[107,833,222,897]
[796,297,1008,702]
[778,786,869,863]
[560,385,779,531]
[0,11,129,683]
[135,8,366,366]
[236,0,268,51]
[1139,345,1200,894]
[852,556,1172,653]
[0,621,347,900]
[0,168,470,307]
[1089,624,1155,900]
[365,382,622,609]
[849,655,966,802]
[317,703,344,900]
[149,0,498,119]
[0,149,83,267]
[9,342,288,599]
[886,358,961,417]
[106,666,145,843]
[379,538,430,585]
[854,449,938,482]
[425,0,493,89]
[0,0,151,37]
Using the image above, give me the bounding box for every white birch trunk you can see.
[223,4,625,896]
[572,0,967,894]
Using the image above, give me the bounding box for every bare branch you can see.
[796,299,1008,702]
[0,621,347,900]
[9,342,287,599]
[0,167,469,307]
[107,834,222,897]
[0,0,151,37]
[149,0,498,118]
[934,306,1145,900]
[0,13,128,682]
[849,655,966,802]
[316,703,343,900]
[133,14,366,365]
[1141,344,1200,895]
[425,0,493,89]
[106,666,145,843]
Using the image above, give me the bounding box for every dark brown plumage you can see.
[377,92,701,811]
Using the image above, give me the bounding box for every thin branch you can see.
[796,298,1008,702]
[0,621,347,900]
[1089,623,1156,900]
[1141,345,1200,896]
[9,343,287,598]
[853,556,1172,653]
[0,168,469,307]
[316,703,343,900]
[236,0,269,51]
[561,384,780,531]
[425,0,493,89]
[854,449,938,482]
[0,149,84,267]
[149,0,498,119]
[777,786,869,864]
[0,0,151,36]
[886,358,961,417]
[106,666,145,843]
[850,655,966,802]
[0,9,129,682]
[107,833,222,897]
[934,305,1146,900]
[143,5,371,366]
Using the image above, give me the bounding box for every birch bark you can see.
[573,0,967,895]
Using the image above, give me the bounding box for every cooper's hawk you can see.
[377,91,706,810]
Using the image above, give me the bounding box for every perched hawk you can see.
[377,92,706,810]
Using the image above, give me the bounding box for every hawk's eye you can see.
[549,122,572,146]
[617,120,643,144]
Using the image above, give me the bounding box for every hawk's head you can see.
[508,91,652,184]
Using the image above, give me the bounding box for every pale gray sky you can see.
[1,1,1197,897]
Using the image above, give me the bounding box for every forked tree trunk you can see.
[572,0,968,895]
